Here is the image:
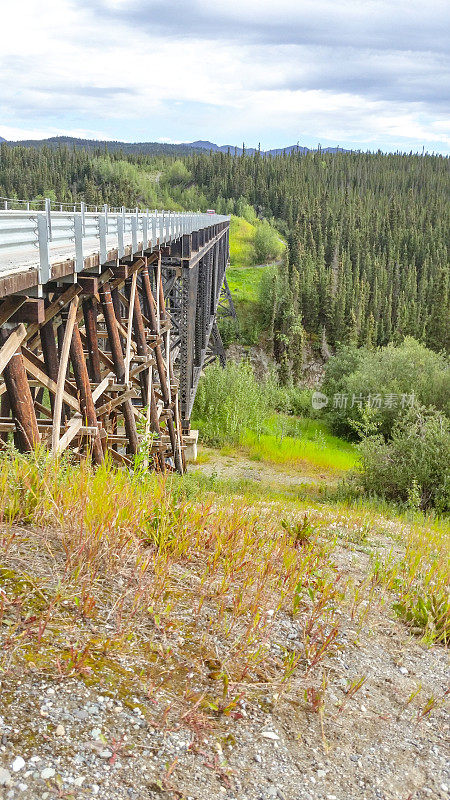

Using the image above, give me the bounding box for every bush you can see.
[164,160,192,185]
[353,406,450,512]
[193,361,269,446]
[254,221,284,264]
[322,338,450,439]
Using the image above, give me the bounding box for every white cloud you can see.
[0,0,448,152]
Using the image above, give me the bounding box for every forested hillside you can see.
[1,143,449,361]
[188,150,450,361]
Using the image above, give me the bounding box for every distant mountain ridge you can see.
[184,139,348,155]
[0,135,349,156]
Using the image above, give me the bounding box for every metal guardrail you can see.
[0,200,229,285]
[1,197,146,213]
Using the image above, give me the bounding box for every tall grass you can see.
[193,362,356,473]
[193,361,267,446]
[241,429,357,473]
[1,444,447,768]
[0,449,346,711]
[229,216,257,266]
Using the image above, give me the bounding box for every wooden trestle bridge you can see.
[0,200,231,473]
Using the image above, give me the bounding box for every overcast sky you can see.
[1,0,449,153]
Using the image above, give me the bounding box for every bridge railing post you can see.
[117,214,125,259]
[74,213,84,272]
[37,212,51,284]
[131,215,138,255]
[99,213,107,266]
[143,210,148,251]
[45,197,52,242]
[80,201,86,237]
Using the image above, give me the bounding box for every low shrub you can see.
[353,406,450,512]
[322,338,449,440]
[254,220,284,263]
[193,360,269,446]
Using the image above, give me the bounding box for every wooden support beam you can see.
[0,324,27,374]
[9,299,45,325]
[53,416,83,453]
[22,356,80,413]
[99,281,139,455]
[141,263,182,473]
[34,400,52,419]
[40,308,60,415]
[26,285,82,346]
[77,276,98,295]
[82,297,102,383]
[108,448,132,468]
[124,272,137,385]
[92,373,115,404]
[0,390,11,445]
[69,322,104,464]
[52,296,79,454]
[22,346,78,401]
[0,297,26,326]
[95,388,137,418]
[111,264,129,280]
[0,326,40,451]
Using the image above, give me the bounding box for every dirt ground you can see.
[0,456,448,800]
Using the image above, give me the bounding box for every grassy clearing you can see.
[239,416,357,474]
[226,265,270,304]
[225,216,284,345]
[194,368,357,476]
[229,216,257,267]
[229,215,285,270]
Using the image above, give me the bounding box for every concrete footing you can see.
[183,429,199,462]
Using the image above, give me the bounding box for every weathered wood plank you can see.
[54,415,83,455]
[26,285,82,345]
[0,323,27,374]
[95,388,137,418]
[21,356,80,413]
[92,373,115,403]
[52,296,79,453]
[124,272,137,385]
[9,299,44,324]
[0,297,26,326]
[22,347,78,400]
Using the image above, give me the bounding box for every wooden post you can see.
[0,388,11,446]
[40,312,59,414]
[124,271,137,385]
[99,282,139,456]
[129,278,149,403]
[141,265,182,473]
[70,322,104,465]
[82,298,102,383]
[158,269,184,473]
[0,326,40,452]
[52,296,78,454]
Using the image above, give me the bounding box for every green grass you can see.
[234,416,357,474]
[225,216,285,346]
[229,216,257,267]
[226,265,270,304]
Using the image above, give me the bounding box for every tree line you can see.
[1,143,448,369]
